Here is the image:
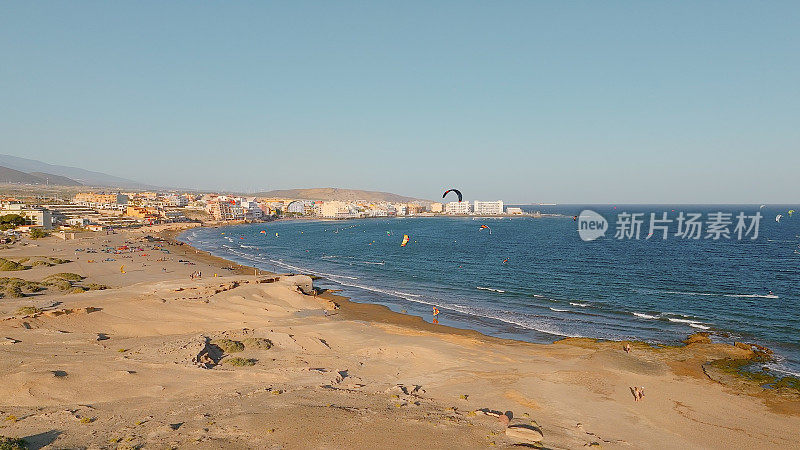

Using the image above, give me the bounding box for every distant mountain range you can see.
[0,165,82,186]
[256,188,429,203]
[0,154,153,189]
[0,155,425,202]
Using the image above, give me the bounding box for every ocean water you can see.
[180,205,800,377]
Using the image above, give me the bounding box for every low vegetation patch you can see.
[211,339,245,353]
[0,278,46,294]
[45,273,84,282]
[3,285,23,298]
[16,306,42,315]
[47,257,70,265]
[0,273,104,298]
[0,436,27,450]
[28,228,49,239]
[224,357,256,367]
[85,283,109,291]
[0,258,27,272]
[0,213,26,230]
[45,279,73,291]
[243,337,273,350]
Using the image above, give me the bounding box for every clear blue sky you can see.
[1,2,798,203]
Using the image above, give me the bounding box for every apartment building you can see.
[319,201,356,219]
[0,202,53,229]
[74,192,129,206]
[473,200,504,215]
[445,201,470,215]
[206,200,245,221]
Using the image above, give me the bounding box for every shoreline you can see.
[1,223,798,448]
[172,224,800,390]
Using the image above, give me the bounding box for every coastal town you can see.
[1,189,533,237]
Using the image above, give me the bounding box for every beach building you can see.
[507,207,524,215]
[430,203,443,213]
[445,201,470,215]
[66,217,90,227]
[74,192,129,207]
[159,208,186,222]
[365,207,388,217]
[206,200,245,221]
[41,203,100,225]
[287,200,312,215]
[125,206,162,222]
[473,201,504,215]
[164,194,188,207]
[239,198,264,220]
[320,201,356,219]
[0,202,53,229]
[407,204,425,215]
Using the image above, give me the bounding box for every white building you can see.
[445,201,470,215]
[165,194,188,207]
[473,201,504,215]
[287,200,314,215]
[430,202,443,213]
[320,201,356,219]
[239,198,264,220]
[0,202,53,229]
[506,207,524,215]
[365,208,388,217]
[66,217,90,227]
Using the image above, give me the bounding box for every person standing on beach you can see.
[432,307,440,324]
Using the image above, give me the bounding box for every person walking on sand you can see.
[624,343,631,353]
[432,307,440,324]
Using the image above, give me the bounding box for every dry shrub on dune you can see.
[243,337,273,350]
[0,258,26,271]
[0,436,27,450]
[225,357,256,367]
[44,273,84,282]
[211,339,245,353]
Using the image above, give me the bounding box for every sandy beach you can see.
[0,224,798,449]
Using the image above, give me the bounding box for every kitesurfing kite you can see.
[479,225,492,234]
[776,214,783,222]
[400,234,410,247]
[759,204,766,209]
[443,189,463,202]
[260,230,266,234]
